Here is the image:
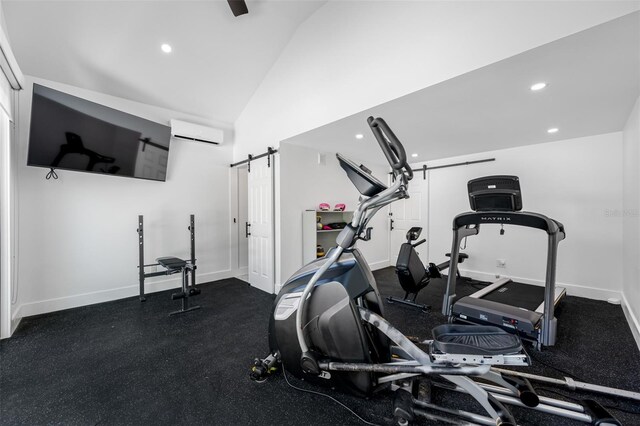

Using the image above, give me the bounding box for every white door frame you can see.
[229,164,249,278]
[0,95,15,339]
[237,165,249,276]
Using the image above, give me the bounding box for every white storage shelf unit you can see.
[303,210,354,264]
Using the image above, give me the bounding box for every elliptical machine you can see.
[250,117,624,426]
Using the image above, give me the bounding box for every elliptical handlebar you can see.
[367,116,413,181]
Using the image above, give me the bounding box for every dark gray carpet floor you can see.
[1,268,639,425]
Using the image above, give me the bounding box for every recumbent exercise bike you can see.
[391,226,468,312]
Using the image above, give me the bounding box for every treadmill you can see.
[442,175,566,349]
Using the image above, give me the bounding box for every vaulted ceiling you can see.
[2,0,326,124]
[284,12,640,164]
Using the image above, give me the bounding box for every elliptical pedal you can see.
[429,324,529,366]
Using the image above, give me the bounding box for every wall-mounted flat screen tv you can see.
[28,84,171,181]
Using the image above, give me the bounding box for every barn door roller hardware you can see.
[230,147,278,172]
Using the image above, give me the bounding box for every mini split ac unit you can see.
[170,119,223,145]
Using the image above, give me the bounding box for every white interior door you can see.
[389,175,428,265]
[237,166,249,273]
[248,157,275,293]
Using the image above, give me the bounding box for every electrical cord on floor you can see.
[528,351,588,383]
[282,367,383,426]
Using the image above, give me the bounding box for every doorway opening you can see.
[236,165,249,283]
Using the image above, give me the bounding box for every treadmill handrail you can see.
[453,211,565,236]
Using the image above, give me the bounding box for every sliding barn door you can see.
[247,157,275,294]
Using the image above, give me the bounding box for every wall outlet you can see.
[496,259,506,268]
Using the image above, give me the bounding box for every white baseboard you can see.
[621,292,640,350]
[369,259,390,271]
[458,268,622,302]
[10,317,21,335]
[10,304,22,333]
[1,305,23,339]
[235,266,248,277]
[17,269,235,318]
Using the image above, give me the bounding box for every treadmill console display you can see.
[468,175,522,212]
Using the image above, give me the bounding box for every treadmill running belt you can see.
[483,282,545,311]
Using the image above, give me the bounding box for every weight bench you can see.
[137,215,201,316]
[156,256,201,316]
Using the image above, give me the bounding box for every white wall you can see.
[14,76,235,318]
[415,132,624,301]
[234,1,638,160]
[622,96,640,345]
[279,143,390,288]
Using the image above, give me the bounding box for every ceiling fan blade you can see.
[227,0,248,17]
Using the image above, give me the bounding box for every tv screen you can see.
[28,84,172,181]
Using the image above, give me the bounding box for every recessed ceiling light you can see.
[355,134,364,140]
[161,43,172,53]
[547,127,559,134]
[411,153,418,158]
[530,82,547,91]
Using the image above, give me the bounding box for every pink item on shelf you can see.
[333,203,346,211]
[322,225,332,230]
[318,203,330,211]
